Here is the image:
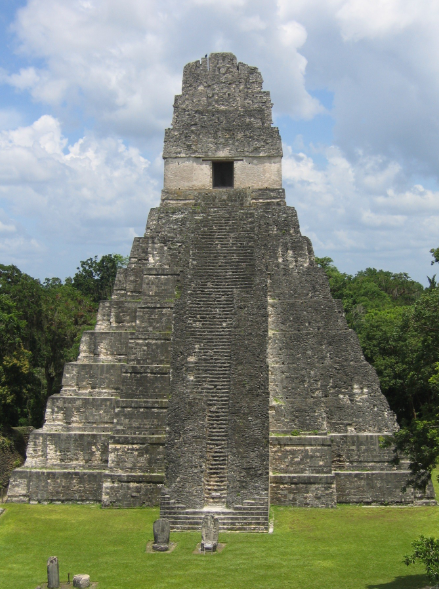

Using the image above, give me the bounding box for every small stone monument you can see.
[201,515,219,552]
[73,574,90,588]
[47,556,59,589]
[152,518,170,552]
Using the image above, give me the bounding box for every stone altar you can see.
[7,53,435,531]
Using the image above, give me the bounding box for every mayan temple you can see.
[8,53,435,530]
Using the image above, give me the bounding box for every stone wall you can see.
[164,157,282,190]
[163,53,282,159]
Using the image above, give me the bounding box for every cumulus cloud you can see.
[278,0,439,177]
[4,0,437,175]
[4,0,322,142]
[283,141,439,280]
[0,115,159,277]
[0,0,438,282]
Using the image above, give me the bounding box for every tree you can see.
[404,536,439,585]
[382,420,439,492]
[40,281,97,407]
[430,247,439,265]
[0,294,41,428]
[72,254,128,303]
[0,264,45,366]
[427,275,437,289]
[0,255,125,429]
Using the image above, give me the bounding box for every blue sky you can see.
[0,0,438,284]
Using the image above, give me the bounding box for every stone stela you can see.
[47,557,59,589]
[152,518,170,551]
[201,515,219,552]
[7,52,436,531]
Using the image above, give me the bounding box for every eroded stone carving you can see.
[201,515,219,552]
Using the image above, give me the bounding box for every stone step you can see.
[160,509,268,520]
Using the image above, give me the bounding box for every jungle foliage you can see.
[316,250,439,489]
[0,254,127,429]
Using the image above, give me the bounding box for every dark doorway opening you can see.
[212,161,234,188]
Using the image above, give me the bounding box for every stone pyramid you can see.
[8,53,434,530]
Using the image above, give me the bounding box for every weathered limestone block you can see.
[121,366,170,399]
[95,300,139,331]
[8,469,104,503]
[108,436,165,472]
[270,436,332,474]
[112,266,128,298]
[6,468,30,503]
[330,434,404,471]
[24,432,109,468]
[335,471,416,504]
[62,363,122,393]
[269,396,328,434]
[250,188,285,204]
[44,396,115,427]
[129,236,149,262]
[164,53,282,159]
[127,336,170,365]
[141,273,177,301]
[125,264,144,297]
[269,300,348,332]
[270,474,336,507]
[113,401,167,435]
[135,305,173,333]
[101,473,163,507]
[78,332,130,363]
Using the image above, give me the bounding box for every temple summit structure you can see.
[8,53,435,531]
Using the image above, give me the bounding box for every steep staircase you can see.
[160,493,269,532]
[161,204,269,531]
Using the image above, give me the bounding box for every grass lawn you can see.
[1,501,438,589]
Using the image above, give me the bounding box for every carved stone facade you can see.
[7,53,435,530]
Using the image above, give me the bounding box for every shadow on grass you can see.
[367,574,429,589]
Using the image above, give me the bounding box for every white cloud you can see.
[1,0,439,282]
[4,0,323,140]
[283,140,439,280]
[335,0,421,40]
[274,0,439,178]
[0,115,159,276]
[278,21,307,48]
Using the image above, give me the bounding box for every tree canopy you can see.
[316,250,439,490]
[0,254,127,429]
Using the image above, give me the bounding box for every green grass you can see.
[1,502,438,589]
